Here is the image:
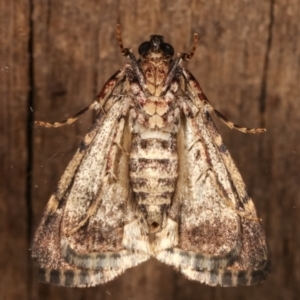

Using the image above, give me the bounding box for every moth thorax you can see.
[141,60,170,96]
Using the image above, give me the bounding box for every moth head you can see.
[138,35,174,58]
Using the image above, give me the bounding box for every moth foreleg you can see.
[35,100,100,128]
[183,68,266,133]
[204,103,266,134]
[35,68,125,128]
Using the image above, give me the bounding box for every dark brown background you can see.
[1,0,299,299]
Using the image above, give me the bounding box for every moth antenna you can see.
[116,24,130,56]
[116,24,146,89]
[181,33,199,61]
[35,101,100,128]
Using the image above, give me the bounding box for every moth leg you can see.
[35,101,100,128]
[116,24,147,90]
[35,68,125,128]
[182,68,266,133]
[204,103,266,134]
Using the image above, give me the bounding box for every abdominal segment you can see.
[129,133,178,233]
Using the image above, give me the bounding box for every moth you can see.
[32,25,270,287]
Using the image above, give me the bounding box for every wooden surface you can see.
[1,0,300,299]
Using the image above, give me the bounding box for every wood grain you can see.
[1,0,300,299]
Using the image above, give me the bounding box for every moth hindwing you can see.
[32,25,270,287]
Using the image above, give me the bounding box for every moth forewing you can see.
[157,110,242,270]
[157,96,270,285]
[32,96,150,287]
[32,25,270,287]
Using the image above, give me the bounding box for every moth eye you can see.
[138,41,151,56]
[161,43,174,57]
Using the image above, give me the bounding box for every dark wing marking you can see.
[32,97,149,287]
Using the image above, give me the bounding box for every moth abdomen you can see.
[130,133,178,232]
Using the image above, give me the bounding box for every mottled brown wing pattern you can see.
[156,73,270,286]
[33,26,270,288]
[32,90,150,288]
[157,114,241,267]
